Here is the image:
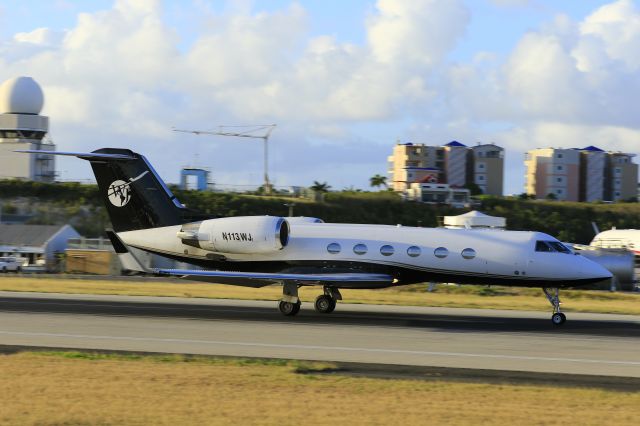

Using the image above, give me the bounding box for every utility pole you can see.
[173,124,276,195]
[284,202,295,217]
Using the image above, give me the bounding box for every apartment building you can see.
[524,146,638,202]
[388,141,504,196]
[473,144,505,196]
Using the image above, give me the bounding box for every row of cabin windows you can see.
[326,243,477,259]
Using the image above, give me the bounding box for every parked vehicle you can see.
[0,256,22,272]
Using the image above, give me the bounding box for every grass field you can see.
[1,275,639,315]
[0,351,638,426]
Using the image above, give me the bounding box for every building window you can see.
[556,189,563,195]
[380,245,394,256]
[556,177,562,183]
[327,243,341,254]
[557,165,563,171]
[478,163,485,169]
[478,176,485,181]
[557,153,563,159]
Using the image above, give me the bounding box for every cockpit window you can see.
[548,241,571,254]
[535,241,553,252]
[536,240,571,254]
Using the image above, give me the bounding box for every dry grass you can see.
[0,351,638,426]
[1,275,639,315]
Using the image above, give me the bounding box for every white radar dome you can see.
[0,76,44,114]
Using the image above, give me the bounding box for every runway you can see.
[0,291,639,378]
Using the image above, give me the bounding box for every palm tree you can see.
[309,181,331,203]
[369,174,387,189]
[310,181,331,193]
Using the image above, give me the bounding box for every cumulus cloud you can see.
[0,0,474,187]
[0,0,637,194]
[446,0,640,152]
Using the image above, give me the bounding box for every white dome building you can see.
[0,76,56,183]
[0,76,45,115]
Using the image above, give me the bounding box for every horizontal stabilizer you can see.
[15,150,136,160]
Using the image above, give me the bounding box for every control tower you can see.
[0,76,56,182]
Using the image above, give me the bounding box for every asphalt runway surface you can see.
[0,291,639,381]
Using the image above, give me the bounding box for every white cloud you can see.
[489,0,531,7]
[0,0,637,194]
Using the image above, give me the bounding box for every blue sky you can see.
[0,0,638,194]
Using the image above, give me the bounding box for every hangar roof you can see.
[0,224,70,247]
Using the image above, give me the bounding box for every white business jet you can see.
[19,148,612,325]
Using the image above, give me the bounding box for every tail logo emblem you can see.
[107,171,149,207]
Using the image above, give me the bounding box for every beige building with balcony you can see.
[524,146,638,202]
[388,141,504,196]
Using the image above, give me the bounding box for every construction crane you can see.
[173,124,276,194]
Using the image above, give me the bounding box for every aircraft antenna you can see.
[172,124,276,195]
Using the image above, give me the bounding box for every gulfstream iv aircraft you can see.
[20,148,612,325]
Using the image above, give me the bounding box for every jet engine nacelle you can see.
[177,216,289,254]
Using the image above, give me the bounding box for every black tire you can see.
[326,298,336,313]
[315,295,336,314]
[291,301,301,315]
[1,267,5,273]
[279,300,301,316]
[551,312,566,326]
[15,266,21,273]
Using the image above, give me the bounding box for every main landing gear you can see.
[277,283,342,316]
[278,281,301,316]
[543,287,567,326]
[314,287,341,314]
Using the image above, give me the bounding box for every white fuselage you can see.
[119,220,611,286]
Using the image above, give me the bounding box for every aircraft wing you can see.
[106,230,393,288]
[153,268,393,287]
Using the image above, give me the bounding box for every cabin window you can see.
[380,245,394,256]
[407,246,421,257]
[461,248,476,259]
[353,244,368,255]
[434,247,448,258]
[327,243,341,254]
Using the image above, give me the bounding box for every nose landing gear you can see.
[543,287,566,325]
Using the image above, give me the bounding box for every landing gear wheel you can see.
[314,295,336,314]
[551,312,566,326]
[278,300,301,316]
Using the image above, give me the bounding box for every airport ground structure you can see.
[524,146,638,202]
[0,77,56,182]
[387,141,505,199]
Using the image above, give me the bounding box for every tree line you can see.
[0,180,638,243]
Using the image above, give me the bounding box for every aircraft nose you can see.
[578,255,613,281]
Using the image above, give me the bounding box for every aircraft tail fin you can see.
[17,148,209,232]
